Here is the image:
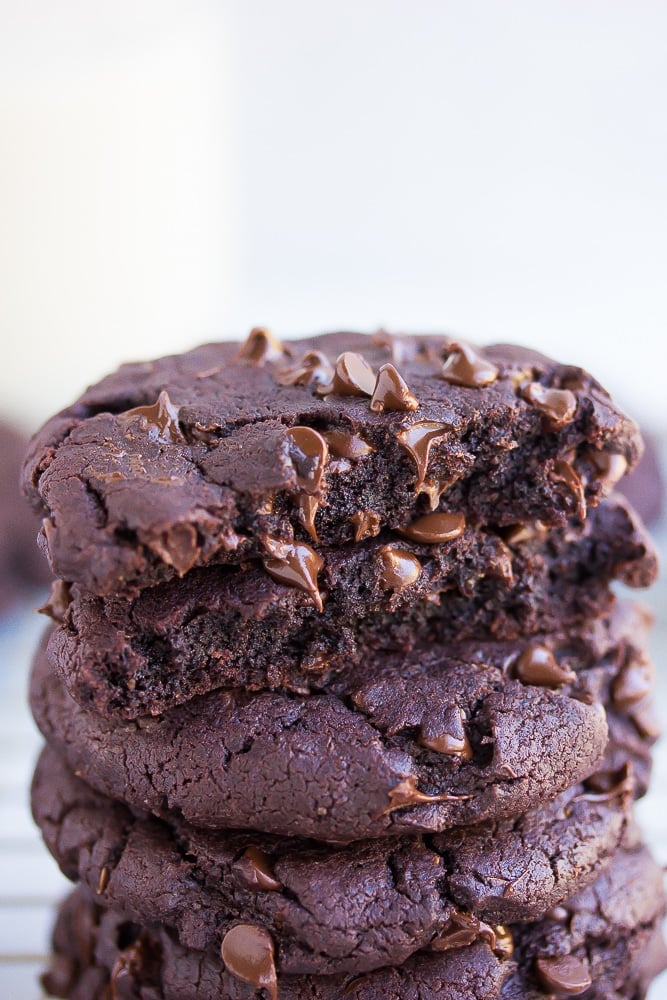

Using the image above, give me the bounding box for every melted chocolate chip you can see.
[298,494,320,542]
[430,914,479,951]
[523,382,578,428]
[120,390,184,443]
[383,775,471,815]
[589,450,628,491]
[535,954,592,995]
[276,351,334,387]
[237,327,285,365]
[234,848,283,892]
[369,363,419,413]
[96,866,110,895]
[398,511,466,544]
[419,706,472,759]
[419,729,472,759]
[551,460,587,521]
[441,342,499,388]
[38,579,72,624]
[262,538,324,611]
[153,523,200,575]
[317,352,376,397]
[612,660,653,709]
[515,645,576,687]
[378,545,422,592]
[285,426,329,494]
[431,912,506,955]
[322,429,374,459]
[395,421,453,487]
[504,521,549,545]
[350,510,381,542]
[110,937,147,996]
[371,330,414,363]
[220,924,277,1000]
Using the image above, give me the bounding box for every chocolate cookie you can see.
[23,332,642,599]
[42,845,667,999]
[44,494,657,718]
[0,420,49,609]
[32,745,633,975]
[30,625,615,842]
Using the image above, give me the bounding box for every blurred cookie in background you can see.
[0,421,49,612]
[618,432,665,528]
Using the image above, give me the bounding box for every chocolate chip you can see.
[612,660,654,709]
[589,450,628,492]
[262,537,324,611]
[298,495,320,542]
[523,382,578,428]
[395,421,453,487]
[383,775,471,815]
[120,390,184,443]
[378,545,422,592]
[515,645,576,687]
[350,510,381,542]
[220,924,277,1000]
[441,342,499,387]
[504,521,549,545]
[38,579,72,624]
[317,352,376,397]
[151,523,200,575]
[430,912,505,955]
[234,848,283,893]
[369,363,419,413]
[322,429,374,459]
[237,327,285,365]
[535,954,592,995]
[96,866,110,895]
[285,426,329,494]
[430,914,480,951]
[371,330,414,364]
[276,350,334,387]
[551,460,587,521]
[419,729,472,759]
[110,937,147,992]
[398,511,466,544]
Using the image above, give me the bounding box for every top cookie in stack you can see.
[24,330,641,601]
[26,330,665,999]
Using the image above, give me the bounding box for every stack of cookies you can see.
[23,331,666,998]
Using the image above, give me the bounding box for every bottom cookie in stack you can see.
[42,843,667,1000]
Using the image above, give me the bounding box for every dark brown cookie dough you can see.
[32,745,633,975]
[30,622,615,842]
[23,332,643,598]
[42,845,667,999]
[45,494,657,718]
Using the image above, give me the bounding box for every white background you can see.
[1,0,666,429]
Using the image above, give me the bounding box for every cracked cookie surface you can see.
[23,332,642,598]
